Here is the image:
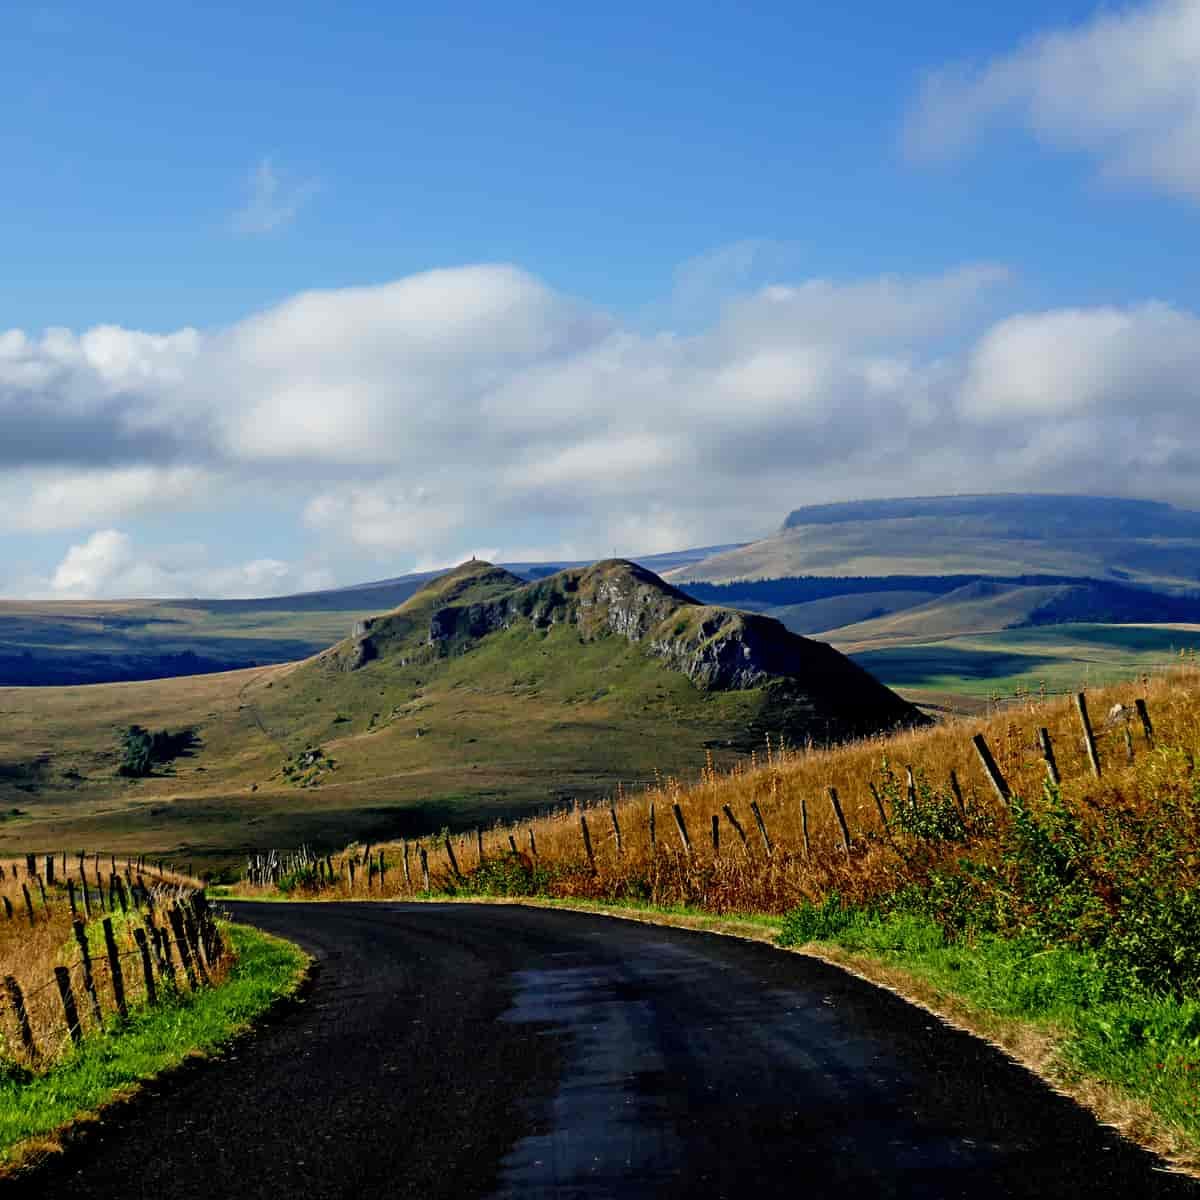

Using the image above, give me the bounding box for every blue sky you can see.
[3,0,1199,597]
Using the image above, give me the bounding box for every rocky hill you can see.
[317,559,923,741]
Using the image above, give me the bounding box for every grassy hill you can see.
[0,560,919,874]
[669,494,1200,590]
[827,581,1071,646]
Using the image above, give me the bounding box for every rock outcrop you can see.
[329,558,924,736]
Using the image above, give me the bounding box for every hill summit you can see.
[321,558,922,739]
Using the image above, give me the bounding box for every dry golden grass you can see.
[0,858,207,1069]
[297,664,1200,915]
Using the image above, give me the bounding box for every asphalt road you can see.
[15,901,1199,1198]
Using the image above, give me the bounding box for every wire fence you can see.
[244,689,1167,910]
[0,854,228,1071]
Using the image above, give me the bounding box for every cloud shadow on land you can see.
[849,646,1058,688]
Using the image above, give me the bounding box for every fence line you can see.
[238,690,1169,916]
[0,857,225,1071]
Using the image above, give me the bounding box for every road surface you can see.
[18,901,1198,1198]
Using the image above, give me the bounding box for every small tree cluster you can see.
[118,724,199,777]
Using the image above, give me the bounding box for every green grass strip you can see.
[0,922,308,1172]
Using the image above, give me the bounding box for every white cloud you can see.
[45,529,333,599]
[960,302,1200,419]
[4,257,1200,596]
[0,466,212,533]
[903,0,1200,199]
[231,158,319,235]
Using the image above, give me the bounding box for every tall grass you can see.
[0,860,204,1070]
[284,665,1200,927]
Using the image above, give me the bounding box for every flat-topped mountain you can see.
[668,494,1200,590]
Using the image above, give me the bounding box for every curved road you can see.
[18,902,1199,1198]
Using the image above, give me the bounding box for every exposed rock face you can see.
[331,557,923,735]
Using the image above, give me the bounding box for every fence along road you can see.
[17,900,1199,1199]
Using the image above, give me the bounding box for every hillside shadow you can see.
[850,646,1058,687]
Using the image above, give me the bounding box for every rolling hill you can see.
[0,560,921,872]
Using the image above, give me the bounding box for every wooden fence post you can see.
[1124,725,1136,765]
[402,840,412,888]
[444,836,463,883]
[711,814,720,857]
[348,858,356,890]
[1038,727,1061,787]
[475,828,484,865]
[948,770,966,820]
[2,896,12,920]
[609,804,623,857]
[671,803,692,856]
[648,802,656,849]
[420,846,431,893]
[722,805,750,856]
[905,766,917,809]
[67,878,78,918]
[868,781,891,837]
[134,928,157,1006]
[21,883,34,927]
[54,966,83,1045]
[1076,692,1102,779]
[528,827,538,859]
[190,892,218,965]
[1135,698,1155,748]
[72,919,104,1028]
[972,733,1012,802]
[24,854,34,878]
[579,812,597,873]
[167,907,198,990]
[44,854,55,887]
[4,976,36,1060]
[102,917,128,1019]
[145,913,172,985]
[827,787,852,862]
[749,801,774,858]
[508,833,519,855]
[800,794,811,858]
[181,906,211,984]
[379,851,387,890]
[155,923,178,988]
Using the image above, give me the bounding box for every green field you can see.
[849,623,1200,702]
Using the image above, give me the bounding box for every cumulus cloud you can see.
[903,0,1200,199]
[3,256,1200,597]
[231,158,319,234]
[45,529,334,600]
[0,466,212,533]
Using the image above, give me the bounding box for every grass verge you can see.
[0,922,309,1176]
[776,901,1200,1178]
